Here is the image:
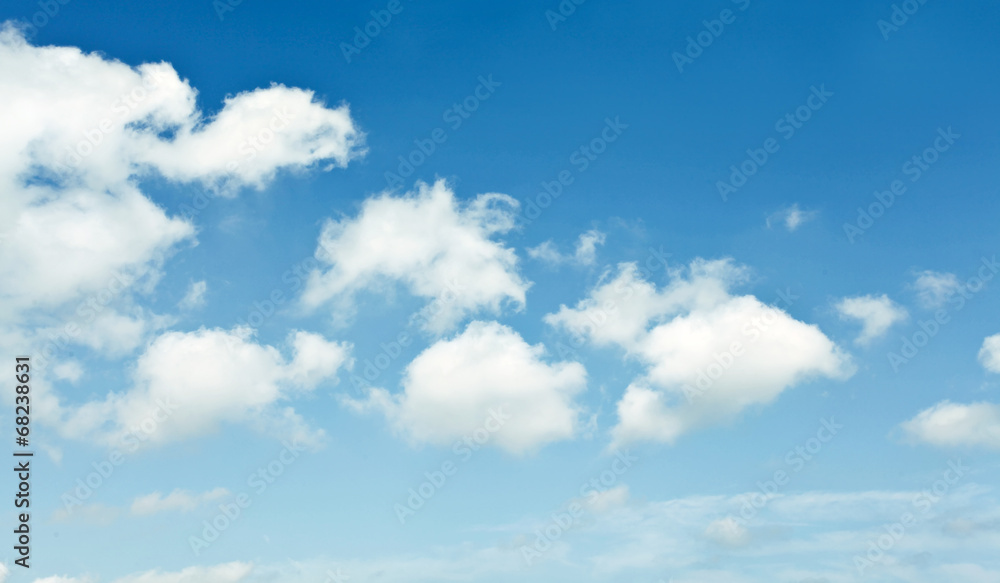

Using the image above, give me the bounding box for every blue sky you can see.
[2,0,1000,582]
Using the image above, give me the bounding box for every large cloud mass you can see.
[546,259,854,445]
[301,180,530,333]
[345,321,587,454]
[54,327,351,448]
[0,25,362,358]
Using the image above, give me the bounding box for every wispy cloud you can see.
[528,229,606,266]
[131,487,230,516]
[766,204,818,232]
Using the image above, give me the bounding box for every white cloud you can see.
[528,229,606,266]
[913,270,962,309]
[0,184,193,319]
[67,307,172,355]
[30,485,1000,583]
[573,230,606,265]
[130,487,229,516]
[56,327,351,448]
[345,321,587,454]
[900,401,1000,449]
[111,563,253,583]
[546,259,853,446]
[41,443,64,464]
[0,27,362,361]
[487,481,998,580]
[766,204,818,232]
[583,484,630,513]
[53,360,84,383]
[978,334,1000,373]
[135,86,362,191]
[590,486,997,578]
[546,261,743,349]
[0,26,362,193]
[834,294,908,345]
[525,241,562,264]
[179,280,207,310]
[301,180,530,333]
[704,516,750,547]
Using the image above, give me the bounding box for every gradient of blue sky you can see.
[2,1,1000,582]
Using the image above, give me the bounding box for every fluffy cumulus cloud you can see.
[55,327,352,448]
[546,259,853,446]
[345,321,587,454]
[834,294,908,345]
[979,334,1000,373]
[134,84,361,189]
[301,180,530,333]
[528,229,606,266]
[900,401,1000,449]
[0,25,361,192]
[0,26,362,359]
